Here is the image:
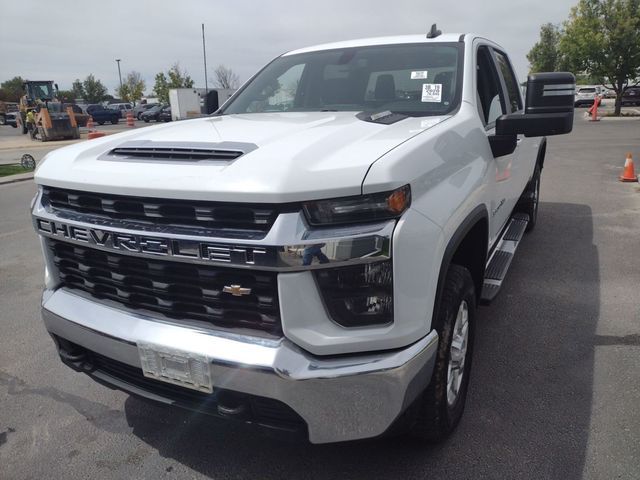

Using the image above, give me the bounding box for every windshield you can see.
[222,42,462,116]
[27,82,55,100]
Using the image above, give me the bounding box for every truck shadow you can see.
[124,202,598,480]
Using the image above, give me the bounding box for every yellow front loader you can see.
[18,80,79,141]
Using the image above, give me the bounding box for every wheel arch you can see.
[432,205,488,327]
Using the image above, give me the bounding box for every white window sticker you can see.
[421,83,442,102]
[411,71,428,80]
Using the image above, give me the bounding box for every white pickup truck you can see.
[31,30,575,444]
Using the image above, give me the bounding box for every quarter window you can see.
[476,46,505,126]
[494,51,522,112]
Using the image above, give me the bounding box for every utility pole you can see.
[202,24,208,95]
[115,59,123,95]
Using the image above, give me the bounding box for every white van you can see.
[107,102,133,118]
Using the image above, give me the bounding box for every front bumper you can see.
[42,288,438,444]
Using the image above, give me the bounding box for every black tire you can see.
[111,118,119,125]
[517,163,541,232]
[409,264,476,442]
[98,120,105,125]
[0,114,5,126]
[144,118,150,123]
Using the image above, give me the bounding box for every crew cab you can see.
[31,30,574,444]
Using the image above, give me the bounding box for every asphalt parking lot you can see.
[0,114,639,479]
[0,119,150,167]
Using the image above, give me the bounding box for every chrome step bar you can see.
[481,213,529,303]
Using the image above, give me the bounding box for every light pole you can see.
[115,59,123,95]
[202,24,208,95]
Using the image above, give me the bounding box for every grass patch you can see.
[0,164,30,177]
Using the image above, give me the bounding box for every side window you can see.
[476,46,505,126]
[494,51,522,112]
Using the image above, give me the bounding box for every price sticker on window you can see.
[421,83,442,102]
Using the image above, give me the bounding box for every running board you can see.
[480,213,529,303]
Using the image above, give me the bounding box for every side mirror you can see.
[496,72,575,137]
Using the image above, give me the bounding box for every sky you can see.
[0,0,578,96]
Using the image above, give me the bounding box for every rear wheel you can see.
[111,118,119,125]
[409,264,476,442]
[98,120,105,125]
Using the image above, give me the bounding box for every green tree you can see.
[57,90,76,103]
[82,74,108,103]
[153,63,194,103]
[153,72,169,104]
[71,79,85,100]
[117,71,146,105]
[0,76,26,102]
[560,0,640,115]
[527,23,564,73]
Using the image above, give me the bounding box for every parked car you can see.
[107,102,133,118]
[133,102,159,120]
[621,86,640,106]
[158,106,172,122]
[63,104,89,127]
[85,104,120,125]
[140,105,167,122]
[5,112,18,128]
[574,86,599,107]
[0,101,19,126]
[602,88,616,99]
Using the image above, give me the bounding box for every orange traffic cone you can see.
[86,116,94,131]
[619,153,638,182]
[126,112,134,127]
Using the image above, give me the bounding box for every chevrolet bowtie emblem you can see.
[223,285,252,296]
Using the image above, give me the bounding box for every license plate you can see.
[137,343,213,393]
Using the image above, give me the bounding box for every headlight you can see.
[302,185,410,226]
[315,260,393,327]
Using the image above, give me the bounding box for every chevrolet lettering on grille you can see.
[34,218,269,266]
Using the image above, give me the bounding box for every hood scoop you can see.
[106,140,257,162]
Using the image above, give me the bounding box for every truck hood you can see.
[35,112,448,202]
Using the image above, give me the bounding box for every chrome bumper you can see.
[42,288,438,444]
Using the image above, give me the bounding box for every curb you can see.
[0,173,34,186]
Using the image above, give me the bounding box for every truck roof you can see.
[284,33,466,56]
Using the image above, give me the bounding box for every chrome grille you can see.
[43,186,281,232]
[49,240,281,334]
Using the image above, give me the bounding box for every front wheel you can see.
[111,118,119,125]
[409,264,476,442]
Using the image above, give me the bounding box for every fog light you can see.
[315,260,393,327]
